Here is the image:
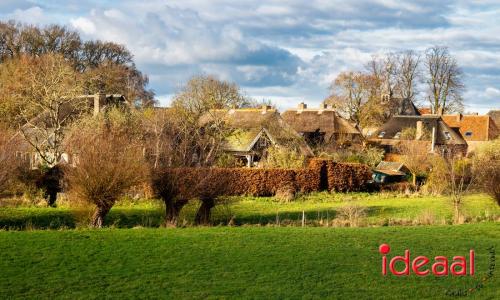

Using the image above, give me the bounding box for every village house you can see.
[440,113,499,153]
[368,99,468,157]
[281,103,363,150]
[199,105,313,167]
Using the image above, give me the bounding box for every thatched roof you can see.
[199,106,313,155]
[369,115,467,145]
[398,98,420,116]
[281,104,362,141]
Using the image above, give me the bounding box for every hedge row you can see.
[153,159,371,200]
[308,159,372,192]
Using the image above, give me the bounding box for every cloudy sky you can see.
[1,0,499,112]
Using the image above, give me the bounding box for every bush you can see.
[474,139,500,205]
[336,204,367,227]
[261,147,306,169]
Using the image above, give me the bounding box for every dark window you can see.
[464,131,473,137]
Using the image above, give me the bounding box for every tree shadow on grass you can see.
[214,206,405,226]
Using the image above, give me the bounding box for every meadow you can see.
[0,193,498,229]
[0,223,498,299]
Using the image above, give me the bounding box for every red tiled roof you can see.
[418,107,432,115]
[441,114,499,141]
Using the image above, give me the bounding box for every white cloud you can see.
[7,6,47,23]
[1,0,499,112]
[485,87,500,98]
[70,17,95,34]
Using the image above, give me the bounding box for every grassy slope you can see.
[0,223,499,299]
[1,193,498,229]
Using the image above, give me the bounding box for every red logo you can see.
[379,244,474,276]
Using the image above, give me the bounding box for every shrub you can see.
[275,185,296,202]
[473,139,500,205]
[261,147,306,169]
[336,204,367,227]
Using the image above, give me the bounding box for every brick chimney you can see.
[416,120,423,140]
[298,102,307,111]
[94,92,106,116]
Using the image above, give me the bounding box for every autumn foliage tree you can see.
[0,20,154,106]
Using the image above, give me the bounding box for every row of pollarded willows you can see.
[151,159,372,226]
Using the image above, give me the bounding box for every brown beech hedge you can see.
[152,159,371,225]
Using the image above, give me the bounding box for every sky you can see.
[1,0,500,113]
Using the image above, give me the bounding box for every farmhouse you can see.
[199,105,313,167]
[368,100,468,157]
[281,102,363,149]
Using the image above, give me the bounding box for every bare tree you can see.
[65,112,148,228]
[10,54,85,167]
[444,154,475,223]
[395,50,421,102]
[170,75,248,167]
[397,140,431,186]
[326,71,371,125]
[424,46,464,113]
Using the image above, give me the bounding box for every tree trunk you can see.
[195,198,215,225]
[91,206,111,228]
[164,198,187,226]
[412,172,417,187]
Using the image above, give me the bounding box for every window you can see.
[444,131,451,140]
[378,131,386,138]
[464,131,473,137]
[394,132,401,139]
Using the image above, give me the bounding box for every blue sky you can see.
[1,0,499,113]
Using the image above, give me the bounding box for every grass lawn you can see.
[0,193,498,229]
[0,223,498,299]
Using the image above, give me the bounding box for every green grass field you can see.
[0,193,498,229]
[0,223,498,299]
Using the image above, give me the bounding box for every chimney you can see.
[437,107,444,116]
[456,113,462,122]
[298,102,307,111]
[416,121,423,140]
[321,103,330,109]
[94,91,106,116]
